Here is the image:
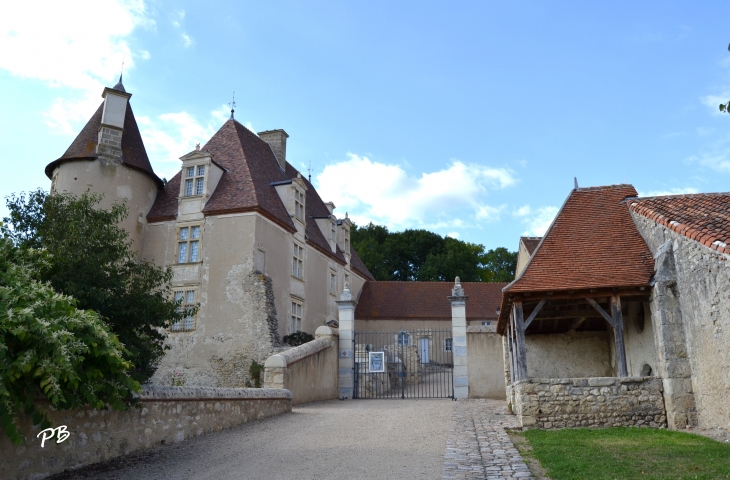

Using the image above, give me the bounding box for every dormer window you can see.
[344,230,350,254]
[184,165,205,197]
[294,189,305,221]
[331,222,336,241]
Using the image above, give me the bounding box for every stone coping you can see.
[265,337,333,368]
[515,376,653,386]
[465,325,497,333]
[136,385,292,400]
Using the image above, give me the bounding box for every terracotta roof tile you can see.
[45,101,161,186]
[629,192,730,252]
[356,281,506,320]
[505,185,654,294]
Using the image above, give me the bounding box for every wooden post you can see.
[513,301,528,381]
[611,295,628,378]
[508,320,515,383]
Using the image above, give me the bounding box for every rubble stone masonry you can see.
[512,377,666,430]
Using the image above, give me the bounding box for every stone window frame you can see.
[290,297,303,333]
[444,338,453,352]
[292,242,304,280]
[183,164,206,197]
[171,288,198,332]
[344,230,350,254]
[396,331,411,346]
[177,224,203,264]
[330,221,336,242]
[329,270,337,295]
[294,188,305,221]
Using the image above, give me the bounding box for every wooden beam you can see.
[509,288,650,302]
[513,301,528,381]
[586,297,616,328]
[612,295,628,378]
[523,298,546,330]
[568,317,587,331]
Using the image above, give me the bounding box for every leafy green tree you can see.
[0,238,140,445]
[351,222,517,282]
[3,190,184,383]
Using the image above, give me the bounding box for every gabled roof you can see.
[146,119,375,279]
[520,237,541,255]
[45,101,161,186]
[356,281,506,320]
[504,184,654,294]
[629,192,730,255]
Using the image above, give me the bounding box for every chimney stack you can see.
[258,129,289,170]
[97,78,131,164]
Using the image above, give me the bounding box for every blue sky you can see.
[2,1,730,251]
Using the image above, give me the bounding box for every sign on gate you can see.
[353,329,454,399]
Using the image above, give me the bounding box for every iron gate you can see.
[353,329,453,399]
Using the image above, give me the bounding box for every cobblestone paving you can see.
[443,399,533,479]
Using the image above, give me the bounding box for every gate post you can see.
[448,277,469,399]
[336,282,357,399]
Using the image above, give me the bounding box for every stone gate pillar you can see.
[448,277,469,399]
[336,283,357,399]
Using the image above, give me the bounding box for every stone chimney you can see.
[97,76,131,164]
[258,129,289,170]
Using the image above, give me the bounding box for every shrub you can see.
[0,239,140,445]
[282,331,314,347]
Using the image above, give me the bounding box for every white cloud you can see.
[171,9,193,48]
[0,0,153,134]
[315,154,516,232]
[447,232,460,239]
[638,187,699,197]
[514,205,559,237]
[686,151,730,173]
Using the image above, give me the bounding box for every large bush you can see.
[0,239,140,445]
[3,190,185,383]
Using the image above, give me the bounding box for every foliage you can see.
[282,331,314,347]
[515,427,730,480]
[0,238,140,445]
[171,370,186,386]
[247,360,263,388]
[2,190,185,383]
[350,223,517,282]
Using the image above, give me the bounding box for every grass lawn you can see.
[511,427,730,480]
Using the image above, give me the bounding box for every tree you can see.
[351,222,518,282]
[2,190,184,383]
[0,238,140,445]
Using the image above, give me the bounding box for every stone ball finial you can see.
[344,282,350,292]
[455,276,461,285]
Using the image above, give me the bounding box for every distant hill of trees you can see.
[351,223,517,282]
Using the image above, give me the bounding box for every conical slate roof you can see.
[44,101,161,186]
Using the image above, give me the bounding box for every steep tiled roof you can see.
[45,101,161,186]
[350,249,375,281]
[504,185,654,294]
[520,237,541,255]
[629,193,730,255]
[356,281,506,320]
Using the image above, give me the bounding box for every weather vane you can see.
[229,92,236,120]
[308,160,312,182]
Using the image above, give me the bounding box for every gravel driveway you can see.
[51,399,454,480]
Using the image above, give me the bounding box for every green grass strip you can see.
[522,427,730,480]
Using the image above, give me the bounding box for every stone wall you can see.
[467,327,506,399]
[632,212,730,432]
[512,377,666,430]
[0,386,292,480]
[526,331,613,378]
[263,326,339,405]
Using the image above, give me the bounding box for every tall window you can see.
[329,272,336,294]
[184,165,205,197]
[290,300,302,333]
[331,222,336,242]
[178,225,201,263]
[445,338,453,352]
[172,289,197,331]
[292,243,304,279]
[294,189,305,220]
[397,332,411,346]
[344,230,350,253]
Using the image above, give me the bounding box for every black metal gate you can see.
[353,329,453,399]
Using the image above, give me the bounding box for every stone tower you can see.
[45,76,161,254]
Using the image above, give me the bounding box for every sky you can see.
[2,1,730,251]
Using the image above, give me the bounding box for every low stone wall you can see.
[0,386,292,480]
[512,377,666,430]
[263,326,339,405]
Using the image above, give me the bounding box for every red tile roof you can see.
[629,192,730,254]
[520,237,542,255]
[355,281,506,320]
[45,101,161,186]
[505,185,654,294]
